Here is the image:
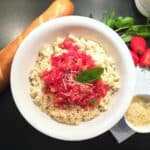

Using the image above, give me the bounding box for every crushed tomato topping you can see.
[40,37,109,108]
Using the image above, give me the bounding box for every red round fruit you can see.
[130,36,146,56]
[139,49,150,67]
[130,51,139,66]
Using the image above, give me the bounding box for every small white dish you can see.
[125,95,150,133]
[125,104,150,133]
[125,67,150,133]
[11,16,135,141]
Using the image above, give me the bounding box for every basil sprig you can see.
[74,67,104,83]
[99,11,150,42]
[121,24,150,42]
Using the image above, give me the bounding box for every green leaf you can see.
[109,11,116,20]
[115,17,134,28]
[127,24,150,37]
[105,11,116,28]
[114,16,123,28]
[106,19,115,28]
[120,24,150,42]
[121,33,132,42]
[74,67,104,83]
[100,10,150,42]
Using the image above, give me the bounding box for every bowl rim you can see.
[10,16,136,141]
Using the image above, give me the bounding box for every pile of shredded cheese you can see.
[126,96,150,126]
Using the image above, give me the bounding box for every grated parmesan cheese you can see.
[126,96,150,126]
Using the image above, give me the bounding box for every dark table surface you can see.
[0,0,150,149]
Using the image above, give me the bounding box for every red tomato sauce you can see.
[40,38,109,108]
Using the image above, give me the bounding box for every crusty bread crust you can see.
[0,0,74,92]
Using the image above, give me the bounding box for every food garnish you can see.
[74,67,104,83]
[100,11,150,42]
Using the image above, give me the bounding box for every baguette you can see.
[0,0,74,92]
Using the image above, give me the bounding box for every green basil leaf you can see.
[128,25,150,37]
[121,33,132,42]
[110,11,116,19]
[105,11,116,28]
[74,67,104,83]
[106,19,115,27]
[114,16,124,28]
[135,32,150,37]
[115,17,135,28]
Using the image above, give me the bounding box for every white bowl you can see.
[125,95,150,133]
[11,16,135,141]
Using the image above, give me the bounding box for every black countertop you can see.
[0,0,150,149]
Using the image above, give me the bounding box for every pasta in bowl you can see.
[11,16,135,141]
[29,34,120,125]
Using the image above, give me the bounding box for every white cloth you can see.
[110,119,135,143]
